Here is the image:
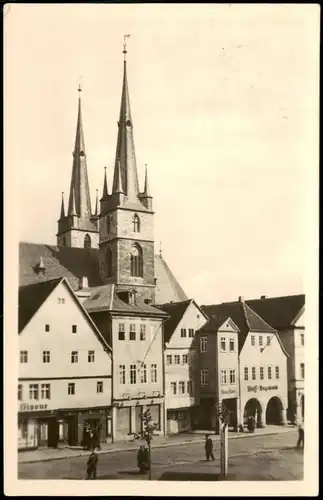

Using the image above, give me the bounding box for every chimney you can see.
[238,296,244,302]
[79,276,89,289]
[260,295,267,300]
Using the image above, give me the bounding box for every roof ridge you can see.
[241,302,251,330]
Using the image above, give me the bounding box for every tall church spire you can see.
[112,37,139,202]
[59,192,65,220]
[67,85,92,218]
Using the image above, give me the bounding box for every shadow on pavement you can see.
[119,469,147,477]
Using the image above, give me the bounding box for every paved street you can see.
[19,430,303,481]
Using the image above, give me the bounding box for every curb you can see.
[18,428,295,465]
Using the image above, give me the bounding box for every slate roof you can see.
[19,242,188,305]
[156,299,192,343]
[246,294,305,330]
[18,278,62,332]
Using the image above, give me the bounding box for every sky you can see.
[5,4,319,304]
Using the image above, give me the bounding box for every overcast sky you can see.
[5,4,319,304]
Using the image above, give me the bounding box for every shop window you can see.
[20,419,28,438]
[166,354,172,365]
[130,324,136,341]
[244,367,248,381]
[119,365,126,385]
[260,366,264,380]
[20,350,28,363]
[221,369,227,384]
[40,422,48,441]
[42,350,50,363]
[200,369,208,386]
[141,364,147,384]
[18,384,23,401]
[275,366,280,379]
[252,367,256,380]
[229,338,235,351]
[188,328,194,337]
[41,383,51,400]
[130,364,137,384]
[118,323,125,340]
[179,381,185,394]
[268,366,272,380]
[68,383,75,395]
[29,384,39,400]
[200,336,207,353]
[72,325,77,334]
[182,354,188,364]
[88,350,95,363]
[174,355,180,365]
[97,381,103,393]
[140,324,146,341]
[171,382,177,394]
[151,364,157,383]
[181,328,187,338]
[71,351,78,363]
[229,369,236,384]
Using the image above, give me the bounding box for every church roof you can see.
[19,242,188,305]
[246,294,305,330]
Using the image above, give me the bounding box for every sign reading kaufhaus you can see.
[247,385,278,393]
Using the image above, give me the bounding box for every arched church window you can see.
[106,216,111,236]
[84,234,91,249]
[130,244,143,277]
[133,214,140,233]
[106,247,113,278]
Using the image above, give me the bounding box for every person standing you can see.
[296,423,304,448]
[86,449,98,479]
[205,434,215,461]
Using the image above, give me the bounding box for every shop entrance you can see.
[47,418,59,448]
[266,396,283,425]
[244,398,262,427]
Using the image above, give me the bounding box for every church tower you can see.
[57,86,99,249]
[98,42,155,303]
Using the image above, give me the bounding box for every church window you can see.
[132,214,140,233]
[106,247,113,277]
[130,244,143,277]
[84,234,91,249]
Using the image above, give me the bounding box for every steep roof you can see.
[198,315,237,333]
[18,278,61,332]
[246,294,305,330]
[19,242,188,305]
[156,299,192,343]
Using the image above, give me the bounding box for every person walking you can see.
[86,449,98,479]
[204,434,215,461]
[296,423,304,448]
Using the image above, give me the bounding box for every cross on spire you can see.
[123,34,131,60]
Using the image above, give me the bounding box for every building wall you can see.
[216,329,239,402]
[57,228,99,249]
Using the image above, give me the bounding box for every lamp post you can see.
[217,402,230,478]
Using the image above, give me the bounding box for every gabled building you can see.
[202,299,289,430]
[18,277,112,450]
[84,286,168,439]
[156,300,208,433]
[246,294,305,423]
[195,315,240,432]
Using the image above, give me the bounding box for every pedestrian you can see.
[296,423,304,448]
[86,448,98,479]
[204,434,215,461]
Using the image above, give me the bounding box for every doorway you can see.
[266,396,283,425]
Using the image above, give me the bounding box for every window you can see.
[300,363,305,379]
[252,367,256,380]
[200,369,208,386]
[41,383,51,400]
[187,380,193,395]
[230,369,236,384]
[29,384,39,400]
[68,383,75,395]
[133,214,140,233]
[275,366,280,379]
[300,334,304,346]
[72,325,77,334]
[182,354,188,364]
[84,234,91,249]
[20,351,28,363]
[259,336,263,347]
[171,382,177,394]
[119,365,126,385]
[106,247,113,278]
[179,381,185,394]
[221,369,227,384]
[181,328,187,338]
[229,338,235,351]
[260,366,264,380]
[58,297,65,304]
[18,384,23,401]
[244,367,248,381]
[97,381,103,393]
[118,323,125,341]
[166,354,172,365]
[130,364,137,384]
[251,335,255,346]
[174,355,180,365]
[71,351,78,363]
[141,364,147,384]
[188,329,194,337]
[220,337,226,351]
[42,351,50,363]
[268,366,272,380]
[130,244,143,277]
[88,350,95,363]
[45,324,50,332]
[267,336,271,346]
[130,324,136,341]
[140,324,146,341]
[151,364,157,383]
[200,336,207,353]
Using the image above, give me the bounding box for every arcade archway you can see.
[266,396,283,425]
[243,398,263,427]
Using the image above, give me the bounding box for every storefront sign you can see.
[19,403,48,412]
[221,388,236,395]
[247,385,278,393]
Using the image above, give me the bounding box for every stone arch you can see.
[130,243,143,277]
[243,398,264,428]
[84,234,91,249]
[266,396,284,425]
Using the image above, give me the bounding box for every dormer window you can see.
[133,214,140,233]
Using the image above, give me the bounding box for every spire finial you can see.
[102,167,109,198]
[123,34,131,60]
